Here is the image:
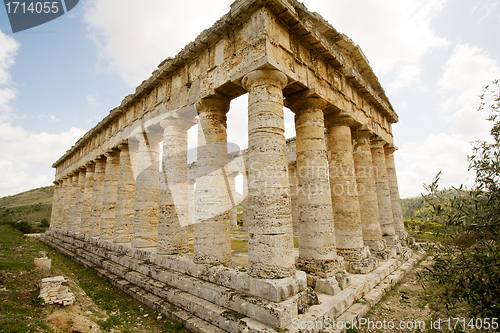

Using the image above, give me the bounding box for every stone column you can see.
[100,149,121,240]
[187,179,196,227]
[385,144,408,240]
[50,180,62,229]
[89,157,107,237]
[80,162,95,235]
[73,168,87,234]
[227,172,238,230]
[67,172,80,233]
[288,96,344,277]
[132,128,162,249]
[371,138,398,245]
[325,113,377,274]
[61,176,72,231]
[157,117,196,255]
[353,128,385,252]
[288,164,299,235]
[193,95,232,265]
[113,142,136,243]
[242,171,248,231]
[241,69,295,279]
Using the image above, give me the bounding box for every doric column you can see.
[371,138,398,245]
[73,167,87,233]
[187,179,196,227]
[113,142,136,243]
[132,128,163,248]
[89,157,107,237]
[385,144,408,240]
[325,112,377,274]
[353,128,385,251]
[157,117,196,255]
[60,176,72,230]
[288,164,299,235]
[67,172,80,233]
[288,96,344,277]
[193,95,232,265]
[50,180,62,229]
[80,162,95,235]
[100,149,121,240]
[242,171,248,231]
[227,172,239,230]
[241,69,295,279]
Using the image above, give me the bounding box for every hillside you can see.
[0,186,54,232]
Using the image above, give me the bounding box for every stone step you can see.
[41,236,229,333]
[43,232,296,328]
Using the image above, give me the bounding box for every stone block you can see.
[315,277,341,295]
[34,257,51,271]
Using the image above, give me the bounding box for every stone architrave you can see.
[288,96,343,277]
[73,168,87,233]
[132,129,163,248]
[241,69,295,279]
[227,172,239,230]
[385,144,408,240]
[49,180,62,229]
[100,149,121,240]
[353,128,386,251]
[89,157,107,237]
[193,96,232,265]
[67,173,80,233]
[157,117,196,255]
[80,162,95,235]
[288,164,299,234]
[371,139,398,245]
[113,142,136,243]
[325,113,377,273]
[60,176,72,230]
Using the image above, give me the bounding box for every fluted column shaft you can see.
[290,97,343,276]
[89,157,107,237]
[100,150,121,240]
[61,176,72,230]
[353,130,385,250]
[242,172,248,231]
[241,69,295,279]
[67,173,79,232]
[288,164,299,234]
[228,172,238,229]
[50,181,62,229]
[158,117,195,255]
[187,180,196,227]
[194,96,232,265]
[73,168,87,233]
[371,139,398,244]
[132,129,162,248]
[385,145,407,239]
[80,162,95,235]
[113,142,136,243]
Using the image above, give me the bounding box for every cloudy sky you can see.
[0,0,499,198]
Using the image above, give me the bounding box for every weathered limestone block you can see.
[80,162,95,235]
[242,69,295,279]
[371,139,398,245]
[227,172,239,230]
[132,129,162,248]
[113,142,136,243]
[288,95,343,277]
[158,117,195,255]
[194,96,232,265]
[67,173,80,232]
[73,168,87,233]
[39,276,74,306]
[385,144,408,240]
[100,149,121,240]
[89,157,107,237]
[353,128,386,252]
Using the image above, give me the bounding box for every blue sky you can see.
[0,0,499,198]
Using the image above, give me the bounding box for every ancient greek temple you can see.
[41,0,422,331]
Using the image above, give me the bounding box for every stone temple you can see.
[40,0,424,331]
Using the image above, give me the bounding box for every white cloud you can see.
[83,0,233,86]
[303,0,449,91]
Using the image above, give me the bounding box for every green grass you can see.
[0,223,189,332]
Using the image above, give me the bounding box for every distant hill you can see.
[0,186,54,230]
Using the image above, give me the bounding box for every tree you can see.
[421,80,500,317]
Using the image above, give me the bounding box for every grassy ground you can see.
[0,223,189,333]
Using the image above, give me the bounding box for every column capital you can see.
[241,69,287,91]
[325,109,356,127]
[160,116,197,131]
[285,89,327,112]
[104,148,120,158]
[116,141,129,151]
[384,143,398,154]
[195,94,230,115]
[371,137,388,148]
[94,155,107,164]
[135,127,163,144]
